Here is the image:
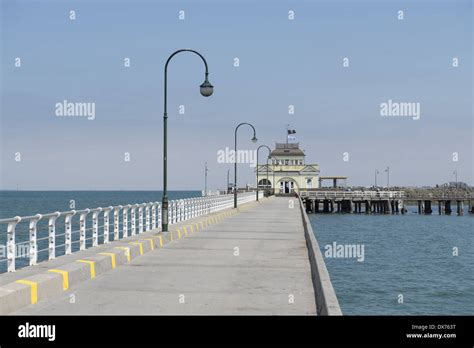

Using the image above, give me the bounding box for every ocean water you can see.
[309,211,474,315]
[0,191,201,272]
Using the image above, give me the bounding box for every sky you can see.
[0,0,472,190]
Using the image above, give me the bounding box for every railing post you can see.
[29,214,43,266]
[79,209,90,251]
[171,200,176,224]
[92,208,101,247]
[152,203,157,229]
[65,211,76,255]
[48,212,60,260]
[104,206,113,243]
[174,201,178,223]
[168,201,172,225]
[138,204,144,234]
[114,206,122,240]
[7,217,21,272]
[131,205,137,236]
[158,203,162,230]
[145,204,151,231]
[182,200,185,222]
[123,205,130,238]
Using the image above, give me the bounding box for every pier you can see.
[300,189,474,215]
[0,194,341,315]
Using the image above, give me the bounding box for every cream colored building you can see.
[256,143,320,195]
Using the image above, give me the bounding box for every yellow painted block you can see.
[143,238,155,250]
[115,247,131,262]
[77,260,96,279]
[48,269,69,290]
[129,242,144,255]
[98,253,117,269]
[16,280,38,304]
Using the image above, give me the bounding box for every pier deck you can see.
[11,197,317,315]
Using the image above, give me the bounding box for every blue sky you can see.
[1,0,472,190]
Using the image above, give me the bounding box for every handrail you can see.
[0,191,261,272]
[299,191,407,199]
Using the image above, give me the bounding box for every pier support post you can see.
[424,200,432,215]
[323,200,329,213]
[445,201,452,215]
[457,200,463,216]
[438,201,442,215]
[305,198,312,213]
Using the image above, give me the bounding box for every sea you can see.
[0,190,472,315]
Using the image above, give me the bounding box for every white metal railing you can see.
[299,190,406,199]
[0,192,259,273]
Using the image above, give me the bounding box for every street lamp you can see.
[162,49,213,232]
[234,123,257,208]
[453,170,458,187]
[256,145,271,201]
[385,166,390,189]
[375,169,379,188]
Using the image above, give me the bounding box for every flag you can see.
[287,129,296,141]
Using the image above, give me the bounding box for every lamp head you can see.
[251,136,258,143]
[200,79,214,97]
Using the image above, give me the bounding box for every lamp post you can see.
[385,166,390,189]
[162,49,213,232]
[375,169,379,188]
[256,145,271,201]
[234,123,257,208]
[453,170,458,187]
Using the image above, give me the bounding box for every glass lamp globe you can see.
[200,79,214,97]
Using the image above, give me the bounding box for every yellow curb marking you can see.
[76,260,96,279]
[48,269,69,290]
[99,253,116,269]
[115,247,131,262]
[129,242,144,255]
[16,280,38,304]
[143,238,155,250]
[200,221,204,229]
[177,229,182,239]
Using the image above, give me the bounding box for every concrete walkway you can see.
[13,197,316,315]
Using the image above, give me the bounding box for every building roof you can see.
[270,143,305,157]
